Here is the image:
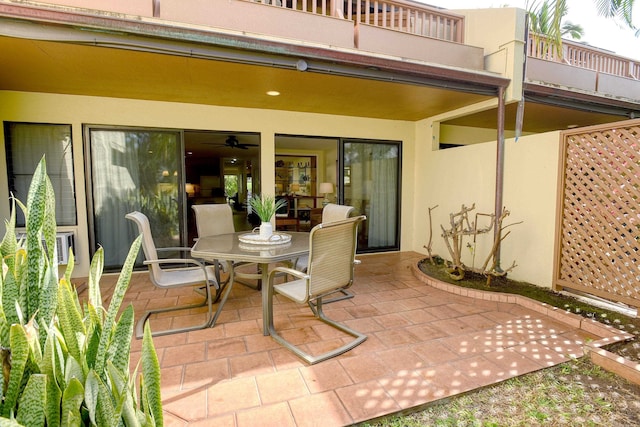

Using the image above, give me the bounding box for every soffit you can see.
[443,101,629,134]
[0,35,493,121]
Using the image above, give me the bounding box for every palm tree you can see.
[594,0,638,33]
[526,0,636,58]
[528,0,584,40]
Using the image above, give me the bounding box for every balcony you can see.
[22,0,483,70]
[526,34,640,101]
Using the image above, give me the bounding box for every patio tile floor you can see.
[86,251,628,426]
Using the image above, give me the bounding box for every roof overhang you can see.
[0,2,509,121]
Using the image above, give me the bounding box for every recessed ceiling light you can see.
[266,90,280,96]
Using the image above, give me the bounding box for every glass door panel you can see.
[87,127,183,269]
[341,140,400,252]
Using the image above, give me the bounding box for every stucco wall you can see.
[0,90,415,278]
[456,7,527,103]
[414,120,560,288]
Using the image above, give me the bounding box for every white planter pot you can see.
[259,221,273,240]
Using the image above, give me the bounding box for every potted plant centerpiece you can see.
[250,194,287,239]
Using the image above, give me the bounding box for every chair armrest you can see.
[156,247,194,253]
[269,266,310,281]
[143,258,206,268]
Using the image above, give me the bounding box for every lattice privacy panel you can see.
[555,121,640,308]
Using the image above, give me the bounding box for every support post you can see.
[494,86,506,270]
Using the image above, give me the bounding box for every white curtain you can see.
[343,141,399,250]
[368,144,398,247]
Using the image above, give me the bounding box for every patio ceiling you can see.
[0,35,493,122]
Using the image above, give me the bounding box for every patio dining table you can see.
[191,230,309,335]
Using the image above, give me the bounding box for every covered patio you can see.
[87,252,629,426]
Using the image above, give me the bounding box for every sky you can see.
[421,0,640,60]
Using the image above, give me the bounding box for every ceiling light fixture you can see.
[266,90,280,96]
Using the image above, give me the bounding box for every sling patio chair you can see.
[294,203,356,304]
[266,215,367,364]
[192,203,263,290]
[126,211,223,338]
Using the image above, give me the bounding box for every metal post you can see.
[494,86,506,270]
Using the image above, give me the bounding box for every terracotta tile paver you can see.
[87,251,630,426]
[288,391,353,427]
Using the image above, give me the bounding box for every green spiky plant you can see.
[0,156,163,426]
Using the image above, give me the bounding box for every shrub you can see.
[0,156,162,426]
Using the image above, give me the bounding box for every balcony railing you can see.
[251,0,464,42]
[12,0,638,82]
[528,33,640,80]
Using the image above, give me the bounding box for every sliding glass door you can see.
[86,126,183,269]
[341,139,401,252]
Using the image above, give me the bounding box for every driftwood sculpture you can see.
[438,204,520,283]
[423,204,438,264]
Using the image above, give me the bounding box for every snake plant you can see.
[0,156,163,426]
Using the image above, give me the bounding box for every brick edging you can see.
[411,263,640,386]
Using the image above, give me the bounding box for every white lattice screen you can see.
[554,120,640,308]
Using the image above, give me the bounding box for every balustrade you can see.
[250,0,464,42]
[528,33,639,80]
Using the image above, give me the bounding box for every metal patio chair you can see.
[266,215,367,364]
[294,203,356,304]
[126,211,221,338]
[192,203,263,290]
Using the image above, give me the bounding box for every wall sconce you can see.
[319,182,334,206]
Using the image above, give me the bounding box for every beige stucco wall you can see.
[0,90,415,278]
[413,119,561,288]
[456,7,527,103]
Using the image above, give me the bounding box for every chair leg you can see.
[308,289,353,310]
[233,262,262,291]
[268,293,366,365]
[135,280,214,339]
[196,276,226,303]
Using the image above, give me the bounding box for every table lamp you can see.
[319,182,334,206]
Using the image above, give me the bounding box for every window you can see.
[4,122,76,226]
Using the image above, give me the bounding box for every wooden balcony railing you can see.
[251,0,464,42]
[528,33,640,80]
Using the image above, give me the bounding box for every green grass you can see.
[362,358,634,427]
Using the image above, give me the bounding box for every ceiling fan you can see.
[217,135,259,150]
